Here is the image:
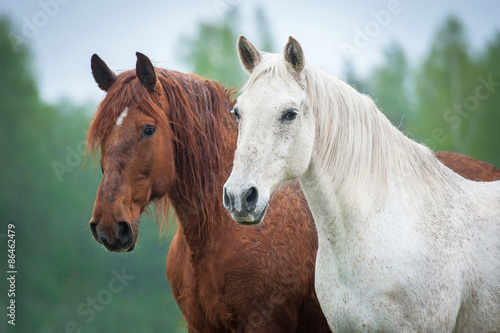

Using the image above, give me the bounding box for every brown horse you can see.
[435,151,500,182]
[86,53,500,332]
[87,53,329,332]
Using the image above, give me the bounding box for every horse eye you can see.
[141,125,156,139]
[231,107,241,122]
[282,109,298,121]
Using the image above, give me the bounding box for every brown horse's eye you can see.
[141,125,156,140]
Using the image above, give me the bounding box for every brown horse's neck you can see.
[159,71,237,250]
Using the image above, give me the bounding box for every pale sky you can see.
[1,0,499,105]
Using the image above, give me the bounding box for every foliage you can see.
[178,10,246,89]
[178,7,275,90]
[369,42,413,127]
[0,17,184,332]
[0,9,499,333]
[367,16,500,166]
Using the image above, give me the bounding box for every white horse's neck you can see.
[300,67,460,229]
[291,64,500,333]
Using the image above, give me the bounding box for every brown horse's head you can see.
[87,53,175,252]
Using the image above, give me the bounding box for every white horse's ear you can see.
[237,36,262,73]
[284,36,305,74]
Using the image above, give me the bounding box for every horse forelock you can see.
[86,70,168,157]
[241,53,305,93]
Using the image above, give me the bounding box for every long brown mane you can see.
[86,68,236,229]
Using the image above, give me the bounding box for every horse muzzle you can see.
[89,219,138,252]
[223,183,269,225]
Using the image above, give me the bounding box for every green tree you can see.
[179,7,275,89]
[179,10,246,89]
[369,42,413,127]
[0,17,40,222]
[343,59,369,95]
[465,33,500,166]
[409,16,478,152]
[0,17,185,332]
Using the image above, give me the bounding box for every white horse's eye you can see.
[231,107,241,122]
[281,109,298,121]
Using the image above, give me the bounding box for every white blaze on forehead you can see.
[116,107,129,127]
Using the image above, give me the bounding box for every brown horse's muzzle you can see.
[89,219,138,252]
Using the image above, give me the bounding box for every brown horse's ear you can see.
[136,52,156,92]
[91,54,117,91]
[284,36,305,74]
[237,36,262,73]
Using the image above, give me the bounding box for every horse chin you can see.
[234,204,269,226]
[103,238,137,253]
[125,241,136,252]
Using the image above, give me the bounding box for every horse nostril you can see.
[118,222,131,245]
[223,187,234,210]
[244,187,258,211]
[90,222,101,244]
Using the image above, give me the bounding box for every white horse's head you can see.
[223,36,315,224]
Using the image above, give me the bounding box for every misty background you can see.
[1,0,500,332]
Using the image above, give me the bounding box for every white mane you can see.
[246,53,463,201]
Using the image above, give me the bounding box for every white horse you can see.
[223,36,500,332]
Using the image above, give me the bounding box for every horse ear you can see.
[284,36,305,74]
[237,36,262,73]
[91,54,117,92]
[136,52,157,92]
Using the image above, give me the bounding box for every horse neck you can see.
[301,69,457,223]
[161,74,237,249]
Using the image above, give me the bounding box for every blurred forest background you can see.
[1,6,499,333]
